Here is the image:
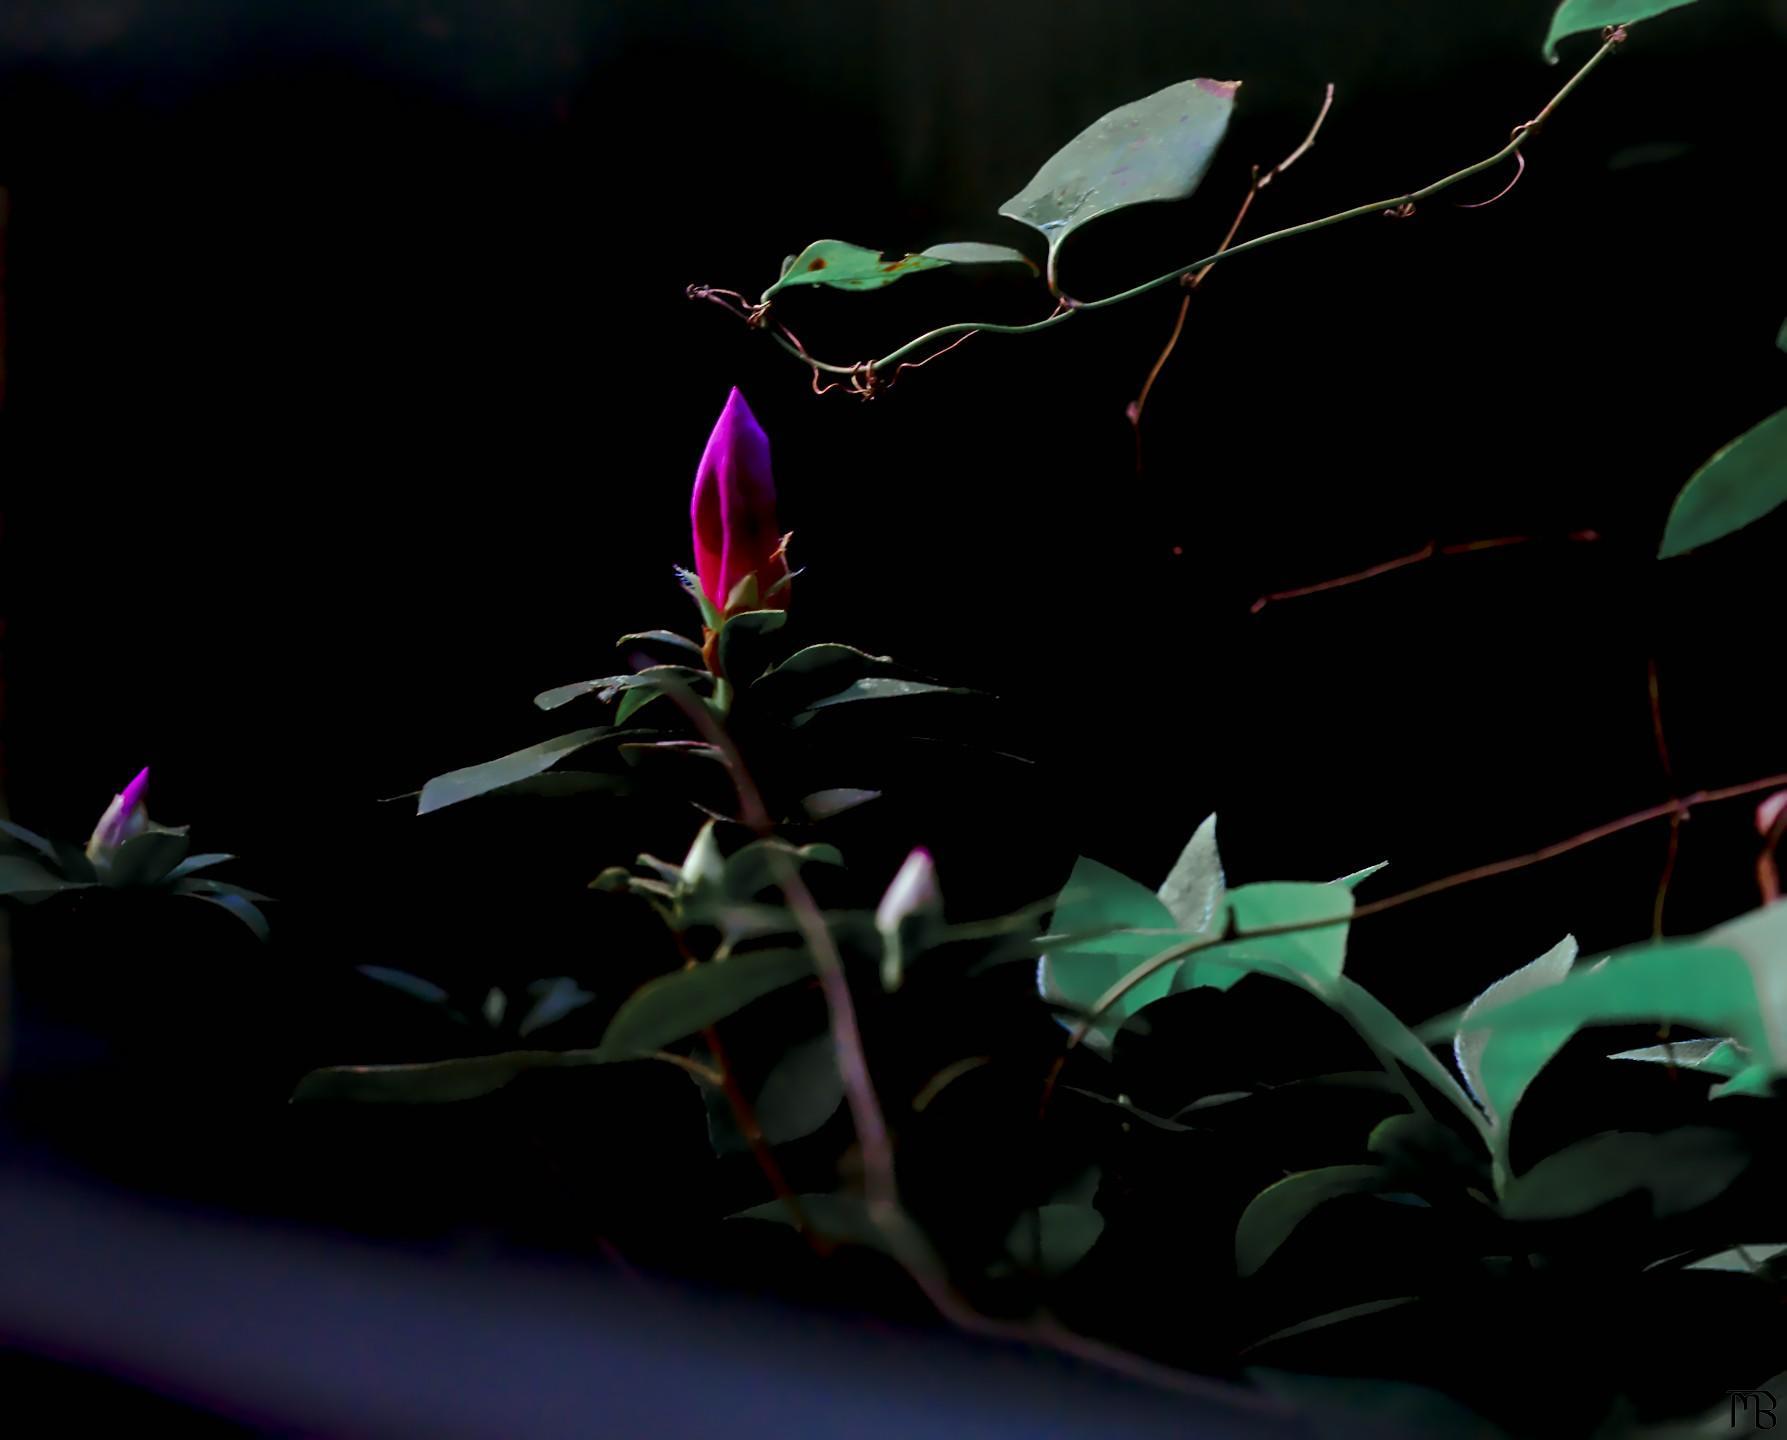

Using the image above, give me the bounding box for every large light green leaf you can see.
[1542,1,1703,62]
[1454,936,1578,1142]
[1332,977,1490,1138]
[1210,882,1355,991]
[1418,940,1776,1074]
[1000,79,1240,266]
[1235,1165,1385,1277]
[1659,408,1787,557]
[763,239,1035,298]
[601,948,816,1056]
[417,728,611,815]
[1157,813,1225,934]
[1038,856,1189,1050]
[1500,1127,1750,1221]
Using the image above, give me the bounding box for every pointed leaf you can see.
[749,1033,844,1147]
[1007,1204,1105,1278]
[292,1047,608,1103]
[764,240,953,296]
[1501,1127,1750,1221]
[1454,936,1579,1134]
[162,853,236,883]
[616,629,705,660]
[417,728,610,815]
[358,966,452,1006]
[178,890,271,941]
[0,818,58,862]
[519,977,596,1037]
[918,241,1038,271]
[534,668,705,712]
[999,79,1239,263]
[1157,813,1225,935]
[1334,861,1388,890]
[800,788,881,820]
[717,608,788,682]
[103,830,192,888]
[800,677,972,712]
[1236,1165,1385,1277]
[1542,1,1704,63]
[1659,407,1787,557]
[601,949,816,1056]
[1608,1037,1750,1076]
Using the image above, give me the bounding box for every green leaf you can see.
[1659,408,1787,557]
[1235,1165,1386,1277]
[1453,936,1579,1141]
[1500,1127,1750,1221]
[1608,1036,1751,1076]
[799,677,972,712]
[763,239,1037,298]
[162,853,236,883]
[749,1033,844,1147]
[800,788,881,820]
[535,667,706,712]
[292,1047,608,1103]
[417,728,610,815]
[1331,977,1489,1137]
[103,830,191,888]
[717,608,788,682]
[1157,813,1225,934]
[1244,1299,1422,1356]
[1542,0,1703,63]
[1686,1243,1787,1275]
[999,78,1239,266]
[601,948,816,1056]
[177,889,271,941]
[0,854,87,897]
[1218,882,1355,991]
[757,643,896,686]
[1778,317,1787,355]
[1334,861,1388,890]
[764,240,953,296]
[615,685,664,726]
[918,241,1037,271]
[1039,856,1187,1049]
[1007,1204,1105,1278]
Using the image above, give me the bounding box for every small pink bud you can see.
[1757,790,1787,838]
[690,388,791,622]
[85,766,152,861]
[876,847,941,933]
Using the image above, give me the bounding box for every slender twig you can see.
[1249,530,1600,614]
[1129,84,1335,450]
[1063,768,1787,1053]
[696,33,1625,390]
[1647,656,1680,939]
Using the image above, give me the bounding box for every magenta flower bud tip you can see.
[86,765,153,860]
[691,387,790,620]
[876,846,941,933]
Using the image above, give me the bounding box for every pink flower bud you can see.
[85,765,152,861]
[690,388,791,620]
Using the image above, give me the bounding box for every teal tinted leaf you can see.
[1220,881,1355,990]
[0,818,57,862]
[1659,408,1787,557]
[0,854,87,896]
[104,830,191,888]
[1778,317,1787,354]
[1608,1037,1750,1076]
[1331,977,1489,1135]
[162,853,235,883]
[358,965,451,1006]
[1454,936,1579,1136]
[1157,813,1225,934]
[1501,1127,1750,1221]
[1335,861,1388,890]
[999,79,1240,263]
[1039,856,1187,1050]
[758,643,896,685]
[535,668,705,712]
[764,240,953,297]
[170,876,273,903]
[800,788,881,820]
[291,1047,607,1103]
[801,677,972,712]
[732,1193,890,1253]
[601,948,816,1056]
[417,728,609,815]
[918,241,1037,271]
[1008,1204,1105,1278]
[1542,1,1703,62]
[178,889,271,941]
[1686,1243,1787,1274]
[519,977,596,1036]
[1417,940,1772,1065]
[1236,1165,1385,1277]
[751,1033,844,1147]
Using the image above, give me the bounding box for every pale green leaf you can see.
[1542,1,1703,63]
[1659,408,1787,557]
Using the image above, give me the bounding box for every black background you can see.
[2,0,1786,1424]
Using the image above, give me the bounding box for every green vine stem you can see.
[698,29,1628,392]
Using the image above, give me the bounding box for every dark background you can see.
[1,0,1786,1430]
